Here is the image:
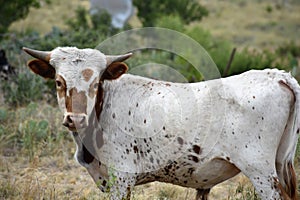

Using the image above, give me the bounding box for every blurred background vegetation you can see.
[0,0,299,199]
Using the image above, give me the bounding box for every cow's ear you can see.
[102,62,128,80]
[27,59,55,79]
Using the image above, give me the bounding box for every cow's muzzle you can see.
[62,113,88,131]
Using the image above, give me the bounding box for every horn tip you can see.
[22,47,29,52]
[22,47,33,54]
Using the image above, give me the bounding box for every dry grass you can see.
[0,152,257,200]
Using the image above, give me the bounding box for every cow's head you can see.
[23,47,132,131]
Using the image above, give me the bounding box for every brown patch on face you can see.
[89,77,99,99]
[95,82,104,119]
[55,75,66,98]
[66,87,87,114]
[82,68,94,82]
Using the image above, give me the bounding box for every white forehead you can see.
[49,47,106,91]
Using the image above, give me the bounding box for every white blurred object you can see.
[90,0,133,28]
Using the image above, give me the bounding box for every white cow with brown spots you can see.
[23,47,299,200]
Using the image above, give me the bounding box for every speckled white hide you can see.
[25,47,300,200]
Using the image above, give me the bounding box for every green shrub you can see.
[276,42,300,58]
[154,15,185,32]
[186,26,213,50]
[266,5,273,13]
[0,108,8,121]
[0,102,70,158]
[185,26,293,78]
[19,119,49,159]
[1,70,49,106]
[228,48,284,76]
[133,0,208,27]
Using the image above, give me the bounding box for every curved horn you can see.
[23,47,51,62]
[106,53,133,66]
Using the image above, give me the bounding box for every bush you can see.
[0,0,50,37]
[186,26,292,78]
[1,70,49,106]
[154,15,185,32]
[276,42,300,58]
[133,0,208,27]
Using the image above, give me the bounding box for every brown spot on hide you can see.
[133,145,138,153]
[88,78,99,99]
[81,68,94,82]
[95,84,104,119]
[66,87,87,114]
[188,155,199,163]
[193,145,202,154]
[177,137,184,145]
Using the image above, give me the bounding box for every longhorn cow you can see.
[23,47,299,200]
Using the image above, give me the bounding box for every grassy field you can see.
[2,0,300,199]
[199,0,300,49]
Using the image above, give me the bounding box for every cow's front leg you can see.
[108,174,135,200]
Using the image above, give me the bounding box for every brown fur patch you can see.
[94,81,104,119]
[287,162,298,200]
[56,75,66,98]
[82,68,94,82]
[66,87,87,114]
[273,177,293,200]
[89,78,98,99]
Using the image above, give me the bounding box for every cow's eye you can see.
[56,80,62,88]
[93,82,99,90]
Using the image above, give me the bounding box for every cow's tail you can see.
[277,74,300,200]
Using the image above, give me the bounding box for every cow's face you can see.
[23,47,131,131]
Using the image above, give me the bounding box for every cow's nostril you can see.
[63,114,74,127]
[67,115,73,123]
[79,116,86,124]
